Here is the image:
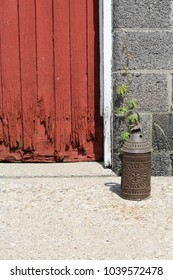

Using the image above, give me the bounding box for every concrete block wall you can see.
[112,0,173,175]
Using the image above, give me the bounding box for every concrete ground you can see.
[0,162,172,260]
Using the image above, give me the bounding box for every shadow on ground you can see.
[105,182,122,198]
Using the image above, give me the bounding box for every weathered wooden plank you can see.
[0,104,2,145]
[18,0,37,151]
[35,0,55,159]
[0,0,22,150]
[87,0,96,142]
[0,8,20,162]
[0,2,2,145]
[70,0,88,149]
[0,77,3,146]
[54,0,71,160]
[0,27,3,145]
[87,0,103,160]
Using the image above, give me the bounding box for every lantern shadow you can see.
[104,182,122,198]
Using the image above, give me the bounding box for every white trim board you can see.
[99,0,113,167]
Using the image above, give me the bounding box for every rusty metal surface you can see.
[121,132,152,200]
[121,132,151,154]
[121,152,151,200]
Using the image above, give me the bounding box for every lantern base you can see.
[120,191,151,201]
[121,152,151,201]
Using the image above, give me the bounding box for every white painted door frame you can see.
[99,0,113,167]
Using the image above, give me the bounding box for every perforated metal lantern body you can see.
[121,132,152,200]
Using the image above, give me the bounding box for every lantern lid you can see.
[121,132,152,153]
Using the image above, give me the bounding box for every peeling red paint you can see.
[1,0,23,151]
[0,0,103,162]
[37,98,54,144]
[36,0,55,158]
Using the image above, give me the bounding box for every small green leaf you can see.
[128,98,137,109]
[121,106,128,113]
[120,131,130,141]
[128,112,139,124]
[117,106,128,114]
[117,84,128,96]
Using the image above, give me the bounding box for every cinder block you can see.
[112,113,173,175]
[112,115,127,175]
[113,142,173,176]
[113,0,172,29]
[140,113,153,145]
[112,150,122,175]
[152,151,172,176]
[152,113,173,151]
[112,115,126,150]
[113,31,173,70]
[112,73,170,112]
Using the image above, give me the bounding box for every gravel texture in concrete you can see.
[0,163,172,260]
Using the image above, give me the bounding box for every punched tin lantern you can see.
[121,132,152,200]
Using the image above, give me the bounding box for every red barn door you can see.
[0,0,103,162]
